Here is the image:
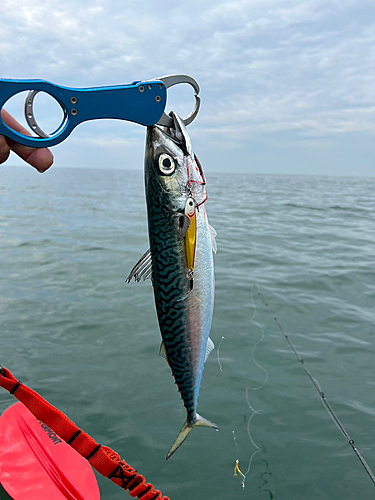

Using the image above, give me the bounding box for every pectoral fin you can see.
[126,249,152,282]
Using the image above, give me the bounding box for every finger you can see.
[1,109,54,172]
[0,134,10,164]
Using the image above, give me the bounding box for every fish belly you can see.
[186,207,215,407]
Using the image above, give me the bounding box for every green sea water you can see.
[1,166,374,499]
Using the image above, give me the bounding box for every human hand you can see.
[0,108,54,172]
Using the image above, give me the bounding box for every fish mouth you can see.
[146,122,186,167]
[149,111,193,157]
[149,123,181,148]
[150,124,176,142]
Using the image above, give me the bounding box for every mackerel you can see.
[127,112,217,459]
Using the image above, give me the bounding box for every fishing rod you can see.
[257,287,375,487]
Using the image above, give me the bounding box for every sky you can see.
[1,0,375,175]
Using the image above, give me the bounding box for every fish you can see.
[127,112,218,459]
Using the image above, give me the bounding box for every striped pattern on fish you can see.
[128,112,217,459]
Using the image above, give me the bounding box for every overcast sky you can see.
[1,0,375,175]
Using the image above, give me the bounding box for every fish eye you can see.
[158,153,175,175]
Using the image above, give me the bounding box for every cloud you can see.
[1,0,375,173]
[70,134,135,149]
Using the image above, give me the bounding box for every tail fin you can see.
[166,413,218,460]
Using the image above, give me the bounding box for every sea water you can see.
[0,166,374,499]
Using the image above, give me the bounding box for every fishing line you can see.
[244,390,263,469]
[259,459,274,500]
[232,432,246,488]
[245,388,263,449]
[249,322,268,391]
[217,336,225,372]
[232,393,263,489]
[256,286,375,487]
[232,287,268,489]
[248,285,268,391]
